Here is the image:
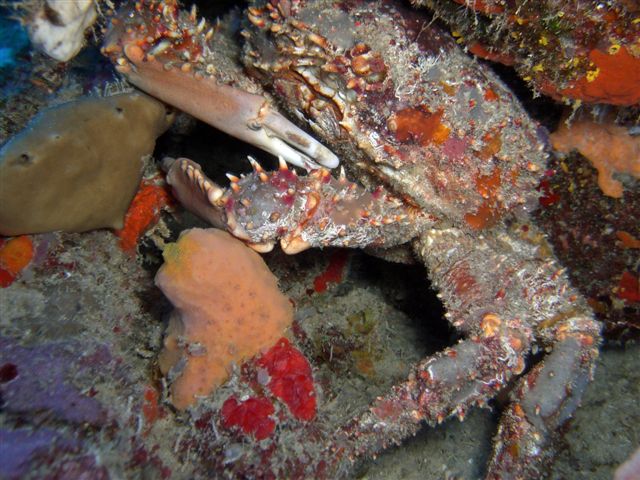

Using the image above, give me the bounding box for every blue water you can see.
[0,14,29,69]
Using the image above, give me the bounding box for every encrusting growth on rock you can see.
[550,117,640,198]
[26,0,97,62]
[155,228,293,410]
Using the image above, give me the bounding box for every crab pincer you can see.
[102,0,338,170]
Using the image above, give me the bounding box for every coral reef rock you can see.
[413,0,640,105]
[0,92,174,236]
[155,228,294,410]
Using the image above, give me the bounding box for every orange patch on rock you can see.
[550,117,640,198]
[115,177,173,253]
[483,88,499,102]
[142,385,163,427]
[616,231,640,249]
[452,0,504,14]
[478,131,503,160]
[464,203,501,230]
[0,236,34,287]
[388,107,450,146]
[617,271,640,303]
[476,168,502,199]
[468,42,516,66]
[544,47,640,105]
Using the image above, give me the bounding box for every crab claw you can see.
[251,105,340,170]
[162,157,228,230]
[107,40,338,170]
[102,0,338,169]
[164,156,430,256]
[162,157,275,252]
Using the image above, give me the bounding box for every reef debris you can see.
[155,228,293,410]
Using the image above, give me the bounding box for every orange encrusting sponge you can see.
[155,228,293,410]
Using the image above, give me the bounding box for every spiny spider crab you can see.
[103,0,601,478]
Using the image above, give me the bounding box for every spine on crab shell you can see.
[163,156,433,253]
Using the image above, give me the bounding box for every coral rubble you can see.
[0,92,174,236]
[155,228,293,409]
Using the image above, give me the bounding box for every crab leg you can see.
[102,0,338,170]
[162,156,433,253]
[486,314,599,478]
[323,226,599,476]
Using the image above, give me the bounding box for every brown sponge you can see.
[0,92,173,236]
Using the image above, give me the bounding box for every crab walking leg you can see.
[324,226,599,476]
[162,157,433,253]
[486,319,600,478]
[328,311,533,471]
[118,45,337,170]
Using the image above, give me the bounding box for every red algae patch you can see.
[617,271,640,303]
[312,250,350,293]
[616,231,640,249]
[155,229,293,410]
[142,385,164,428]
[221,396,276,440]
[257,338,316,421]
